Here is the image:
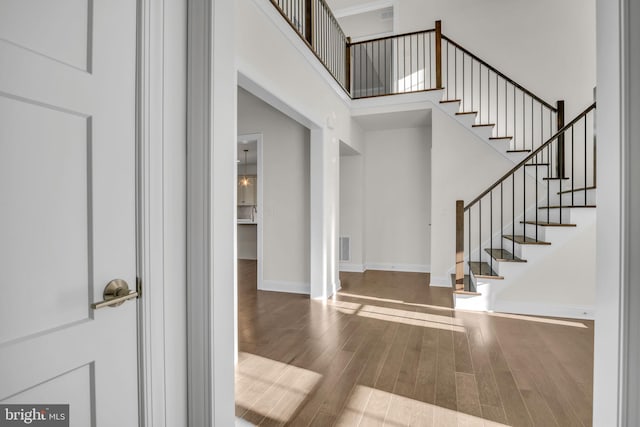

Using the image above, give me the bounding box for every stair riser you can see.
[489,139,511,153]
[470,126,494,139]
[440,101,461,114]
[558,190,597,206]
[454,114,477,127]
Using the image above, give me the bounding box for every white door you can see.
[0,1,139,426]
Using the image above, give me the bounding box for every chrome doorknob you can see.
[91,279,138,309]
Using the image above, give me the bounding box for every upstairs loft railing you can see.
[269,1,562,157]
[453,103,596,292]
[270,0,350,91]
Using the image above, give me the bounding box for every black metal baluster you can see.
[501,182,504,253]
[512,174,515,256]
[572,123,575,206]
[584,116,587,203]
[490,190,493,272]
[479,199,482,265]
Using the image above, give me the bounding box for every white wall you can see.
[396,0,595,118]
[237,88,311,293]
[339,152,365,271]
[430,107,513,286]
[363,127,431,271]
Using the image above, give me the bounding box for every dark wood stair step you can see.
[538,205,596,209]
[543,176,570,180]
[451,274,481,295]
[440,99,461,104]
[469,261,504,279]
[506,149,531,153]
[456,111,477,116]
[521,220,577,227]
[525,163,549,167]
[503,235,551,245]
[485,248,526,263]
[557,185,596,195]
[472,123,495,128]
[489,136,513,140]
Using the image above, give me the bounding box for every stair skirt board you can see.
[453,293,595,320]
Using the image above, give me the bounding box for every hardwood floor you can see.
[235,260,594,427]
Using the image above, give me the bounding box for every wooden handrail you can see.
[464,102,597,211]
[348,28,436,46]
[442,35,557,112]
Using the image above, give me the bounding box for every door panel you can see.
[0,0,139,425]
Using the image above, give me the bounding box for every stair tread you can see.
[485,248,527,262]
[525,163,549,167]
[521,220,577,227]
[451,274,479,294]
[456,111,477,115]
[543,176,570,180]
[503,235,551,245]
[557,185,596,195]
[469,261,504,279]
[538,205,596,209]
[472,123,495,128]
[440,99,461,104]
[506,149,531,153]
[489,136,513,140]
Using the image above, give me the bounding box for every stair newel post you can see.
[455,200,465,291]
[435,20,442,89]
[345,37,351,94]
[555,100,565,178]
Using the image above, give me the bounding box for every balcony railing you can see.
[270,1,559,154]
[270,0,350,91]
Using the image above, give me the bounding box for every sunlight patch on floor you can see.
[358,305,466,333]
[236,352,322,423]
[338,385,510,427]
[486,311,588,328]
[326,299,361,314]
[338,291,454,312]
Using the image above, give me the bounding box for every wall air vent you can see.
[339,237,351,262]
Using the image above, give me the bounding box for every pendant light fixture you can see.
[240,149,250,187]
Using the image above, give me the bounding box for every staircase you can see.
[453,103,597,317]
[268,2,597,317]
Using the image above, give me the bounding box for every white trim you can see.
[237,133,264,290]
[187,0,236,426]
[429,276,452,287]
[339,263,365,273]
[491,301,595,320]
[365,263,430,273]
[620,0,640,423]
[260,280,311,295]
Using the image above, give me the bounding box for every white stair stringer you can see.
[454,204,596,320]
[350,89,533,168]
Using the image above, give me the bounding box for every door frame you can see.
[135,0,188,426]
[236,132,264,289]
[187,0,237,426]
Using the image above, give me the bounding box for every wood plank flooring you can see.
[235,260,594,427]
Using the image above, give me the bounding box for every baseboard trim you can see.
[339,263,365,273]
[259,280,310,295]
[492,300,595,320]
[365,263,430,273]
[429,275,452,287]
